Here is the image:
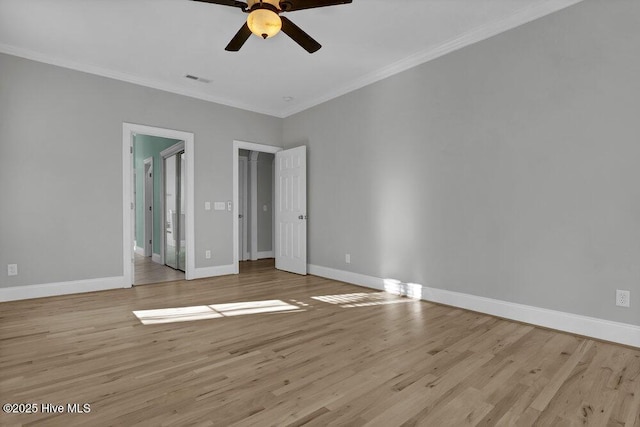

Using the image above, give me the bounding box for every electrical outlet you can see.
[345,254,351,264]
[205,250,211,259]
[616,289,630,308]
[7,264,18,276]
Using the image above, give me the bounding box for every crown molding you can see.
[280,0,585,118]
[0,43,281,118]
[0,0,583,119]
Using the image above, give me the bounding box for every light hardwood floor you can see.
[134,253,184,285]
[1,259,638,426]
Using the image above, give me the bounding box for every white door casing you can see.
[275,146,307,275]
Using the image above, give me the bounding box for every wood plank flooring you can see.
[1,259,639,426]
[134,253,184,286]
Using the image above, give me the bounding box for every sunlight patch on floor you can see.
[210,300,301,317]
[311,292,415,308]
[134,299,302,325]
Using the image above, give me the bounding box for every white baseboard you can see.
[0,262,234,301]
[0,276,130,302]
[192,264,235,280]
[151,253,162,264]
[308,264,640,349]
[134,246,145,256]
[257,251,274,259]
[309,265,385,290]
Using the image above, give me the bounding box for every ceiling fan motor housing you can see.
[279,1,294,11]
[247,0,281,10]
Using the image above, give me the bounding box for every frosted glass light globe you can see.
[247,9,282,39]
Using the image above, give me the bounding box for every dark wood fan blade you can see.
[280,16,321,53]
[191,0,247,10]
[225,23,252,51]
[279,0,351,12]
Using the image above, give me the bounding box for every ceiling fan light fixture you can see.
[197,0,352,53]
[247,8,282,39]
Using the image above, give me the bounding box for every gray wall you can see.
[283,0,640,326]
[0,53,282,287]
[1,0,638,328]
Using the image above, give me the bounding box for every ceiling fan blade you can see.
[279,0,352,12]
[225,23,252,51]
[280,16,321,53]
[191,0,248,10]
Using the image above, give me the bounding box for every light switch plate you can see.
[214,202,225,211]
[204,201,211,211]
[7,264,18,276]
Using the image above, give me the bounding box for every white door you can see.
[164,149,186,271]
[164,152,178,269]
[275,146,307,275]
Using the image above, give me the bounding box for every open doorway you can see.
[238,149,275,262]
[133,136,185,284]
[233,141,308,276]
[233,141,282,273]
[123,123,195,286]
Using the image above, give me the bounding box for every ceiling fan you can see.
[193,0,353,53]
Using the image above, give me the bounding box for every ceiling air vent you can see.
[185,74,211,83]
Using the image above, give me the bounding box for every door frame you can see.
[232,140,282,274]
[143,157,153,257]
[123,123,195,285]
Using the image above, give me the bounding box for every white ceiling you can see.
[0,0,582,118]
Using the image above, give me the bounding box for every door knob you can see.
[298,215,307,220]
